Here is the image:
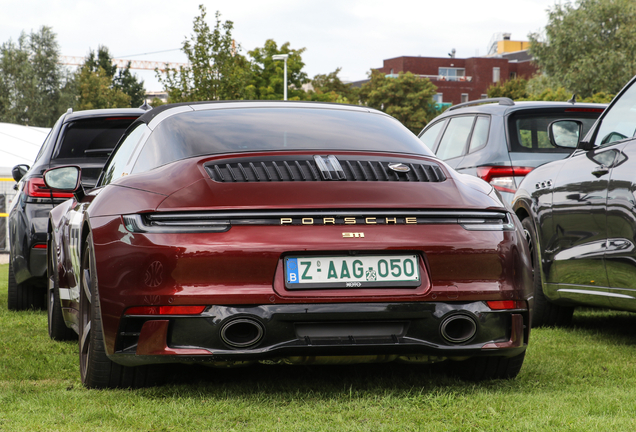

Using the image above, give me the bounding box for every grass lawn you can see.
[1,263,636,431]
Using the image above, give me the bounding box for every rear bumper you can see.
[110,301,528,367]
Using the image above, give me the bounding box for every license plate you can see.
[284,254,420,289]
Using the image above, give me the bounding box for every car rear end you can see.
[81,105,533,374]
[476,104,604,203]
[9,110,142,300]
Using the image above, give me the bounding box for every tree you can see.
[114,64,146,107]
[529,0,636,98]
[0,26,71,126]
[158,5,250,102]
[76,64,130,110]
[247,40,309,100]
[358,71,438,133]
[308,68,358,103]
[487,78,529,100]
[81,46,145,108]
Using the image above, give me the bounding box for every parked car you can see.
[514,76,636,326]
[45,101,532,388]
[7,107,148,312]
[418,98,606,203]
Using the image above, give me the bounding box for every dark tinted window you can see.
[53,117,138,161]
[133,108,433,173]
[508,110,601,153]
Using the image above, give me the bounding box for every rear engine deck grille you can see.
[205,157,445,183]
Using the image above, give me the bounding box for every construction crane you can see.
[59,56,188,71]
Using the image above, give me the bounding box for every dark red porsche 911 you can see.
[45,101,532,388]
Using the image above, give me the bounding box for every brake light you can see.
[487,300,526,310]
[476,166,534,194]
[26,178,74,198]
[125,305,206,315]
[564,108,604,113]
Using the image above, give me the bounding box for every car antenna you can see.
[568,94,576,104]
[139,101,152,111]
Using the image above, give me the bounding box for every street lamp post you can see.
[272,54,289,101]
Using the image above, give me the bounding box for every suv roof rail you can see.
[447,97,515,111]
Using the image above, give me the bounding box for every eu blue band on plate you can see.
[286,257,299,283]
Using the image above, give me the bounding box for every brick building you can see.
[374,36,538,106]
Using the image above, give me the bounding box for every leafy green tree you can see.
[82,46,145,108]
[308,68,358,103]
[84,46,118,78]
[158,5,250,102]
[76,64,130,110]
[487,78,529,100]
[0,26,70,126]
[114,64,146,107]
[529,0,636,98]
[359,71,438,133]
[247,40,309,100]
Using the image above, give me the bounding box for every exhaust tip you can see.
[221,318,264,348]
[440,314,477,344]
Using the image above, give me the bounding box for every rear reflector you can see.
[487,300,526,310]
[32,244,47,249]
[26,177,74,198]
[125,305,206,315]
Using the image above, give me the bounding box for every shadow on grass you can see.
[568,308,636,345]
[157,360,513,396]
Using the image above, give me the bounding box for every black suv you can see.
[418,98,606,203]
[8,107,147,310]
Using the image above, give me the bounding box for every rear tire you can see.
[522,217,574,327]
[7,255,45,311]
[47,242,76,341]
[79,233,164,389]
[448,352,526,381]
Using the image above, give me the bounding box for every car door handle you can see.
[591,165,610,177]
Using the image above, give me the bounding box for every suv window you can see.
[593,82,636,146]
[509,112,599,153]
[419,120,446,150]
[53,117,138,161]
[468,116,490,153]
[436,115,474,160]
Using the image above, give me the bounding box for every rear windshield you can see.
[133,108,433,173]
[508,109,601,153]
[53,117,138,161]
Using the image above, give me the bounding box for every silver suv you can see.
[418,98,606,203]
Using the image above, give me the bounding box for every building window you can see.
[439,67,466,81]
[493,67,500,83]
[480,94,488,99]
[461,93,469,103]
[510,71,517,79]
[433,93,443,104]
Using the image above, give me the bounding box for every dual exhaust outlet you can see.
[220,314,477,348]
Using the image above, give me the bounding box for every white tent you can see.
[0,122,50,177]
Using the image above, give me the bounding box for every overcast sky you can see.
[2,0,560,91]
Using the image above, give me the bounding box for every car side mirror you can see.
[548,120,583,149]
[12,164,29,182]
[43,166,82,194]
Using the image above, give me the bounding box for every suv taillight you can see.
[26,177,74,198]
[476,166,534,194]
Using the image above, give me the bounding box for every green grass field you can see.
[1,263,636,431]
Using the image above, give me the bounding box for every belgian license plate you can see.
[284,254,420,289]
